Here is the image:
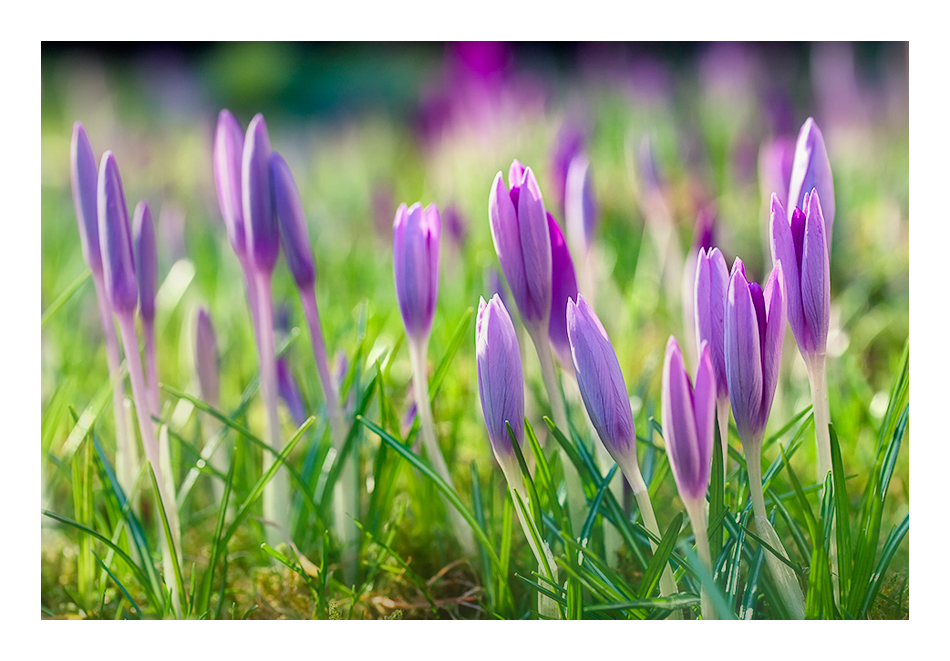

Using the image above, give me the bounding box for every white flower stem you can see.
[253,270,290,546]
[621,459,679,602]
[684,498,715,620]
[408,338,477,558]
[526,325,585,535]
[744,434,806,619]
[143,321,160,415]
[116,311,181,616]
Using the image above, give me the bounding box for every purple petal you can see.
[547,213,578,373]
[393,202,440,341]
[70,122,101,275]
[694,247,729,400]
[565,154,598,253]
[770,194,809,351]
[693,342,716,495]
[132,201,158,322]
[97,151,138,314]
[242,114,279,273]
[662,336,703,501]
[488,171,529,324]
[725,264,762,442]
[194,307,219,406]
[800,191,830,355]
[517,167,552,326]
[271,151,316,290]
[277,357,307,428]
[788,117,835,250]
[567,294,636,462]
[758,136,794,209]
[760,261,787,431]
[214,109,246,258]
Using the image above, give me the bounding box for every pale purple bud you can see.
[565,154,597,254]
[276,357,307,428]
[242,114,279,273]
[132,201,158,323]
[393,202,441,343]
[550,122,585,211]
[662,337,716,503]
[769,192,830,358]
[488,163,552,330]
[694,247,730,400]
[566,294,636,465]
[271,151,316,290]
[70,122,101,275]
[787,117,834,250]
[213,109,246,258]
[97,151,138,314]
[548,213,579,373]
[758,136,795,209]
[194,307,219,406]
[475,294,525,465]
[724,258,786,443]
[692,207,716,254]
[443,205,468,250]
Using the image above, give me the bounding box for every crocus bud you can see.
[271,151,316,290]
[662,337,715,503]
[724,258,786,443]
[694,247,730,400]
[769,192,830,360]
[214,109,246,258]
[133,201,158,323]
[443,204,467,251]
[393,202,441,343]
[550,122,584,211]
[787,117,834,249]
[488,162,552,331]
[242,113,279,273]
[70,122,101,275]
[758,136,794,209]
[548,213,578,372]
[97,151,138,314]
[475,294,525,471]
[566,294,636,466]
[276,357,307,428]
[194,307,219,406]
[565,154,597,256]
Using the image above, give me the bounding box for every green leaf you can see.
[709,421,725,575]
[41,268,91,328]
[507,421,544,533]
[147,462,187,618]
[636,512,683,599]
[195,444,237,614]
[861,514,909,618]
[829,423,853,603]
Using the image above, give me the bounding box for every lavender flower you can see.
[393,202,441,344]
[488,161,552,332]
[242,113,279,274]
[194,307,219,407]
[550,122,585,212]
[133,201,157,323]
[475,294,525,474]
[787,117,835,249]
[214,109,246,258]
[547,214,578,373]
[758,136,795,210]
[769,192,830,359]
[564,154,597,257]
[724,258,786,444]
[694,247,730,401]
[97,152,138,314]
[276,357,307,428]
[70,122,102,275]
[271,151,316,290]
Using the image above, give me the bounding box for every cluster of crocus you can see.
[392,201,475,557]
[475,295,559,619]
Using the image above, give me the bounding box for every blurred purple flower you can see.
[132,201,157,323]
[548,214,579,373]
[769,192,830,359]
[242,114,279,273]
[475,294,525,470]
[194,307,220,407]
[442,204,468,252]
[662,337,715,503]
[694,247,730,401]
[70,122,102,275]
[758,136,795,210]
[488,161,551,332]
[724,258,786,443]
[393,202,441,344]
[787,117,835,249]
[550,122,585,212]
[271,151,316,290]
[214,109,246,259]
[97,151,138,314]
[565,154,597,256]
[276,357,307,428]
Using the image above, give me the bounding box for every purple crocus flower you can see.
[214,109,246,259]
[550,122,585,212]
[242,114,279,274]
[475,294,525,472]
[276,357,308,428]
[662,337,715,504]
[724,258,787,443]
[564,154,597,256]
[548,214,579,373]
[566,294,636,466]
[443,204,468,252]
[769,192,830,360]
[70,122,102,275]
[97,152,138,314]
[271,151,316,290]
[787,117,834,250]
[758,136,795,210]
[194,307,220,407]
[393,202,441,343]
[693,247,730,401]
[132,201,157,324]
[488,161,552,333]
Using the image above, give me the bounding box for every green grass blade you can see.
[41,268,91,328]
[830,423,853,603]
[709,421,725,574]
[678,542,736,620]
[147,462,187,617]
[429,307,473,397]
[507,421,543,533]
[196,444,237,615]
[579,465,617,547]
[860,513,909,618]
[92,550,143,619]
[524,417,567,535]
[636,512,683,599]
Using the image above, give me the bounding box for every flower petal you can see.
[801,190,830,356]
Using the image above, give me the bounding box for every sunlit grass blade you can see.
[585,593,700,614]
[92,550,142,619]
[830,423,853,603]
[677,541,736,620]
[70,433,95,611]
[860,513,909,617]
[579,465,617,546]
[430,306,473,397]
[147,462,186,618]
[636,512,683,599]
[195,442,237,615]
[739,511,770,619]
[709,421,725,574]
[41,268,91,328]
[507,421,544,532]
[524,417,567,535]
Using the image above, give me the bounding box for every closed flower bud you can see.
[758,136,794,210]
[565,154,597,255]
[787,117,834,249]
[271,151,316,290]
[475,294,525,470]
[97,151,138,314]
[214,109,246,258]
[548,213,579,373]
[488,162,552,331]
[694,246,730,400]
[769,192,830,359]
[194,307,219,406]
[724,258,786,443]
[566,294,637,466]
[70,122,102,275]
[393,202,441,343]
[133,201,158,323]
[242,114,279,273]
[662,337,715,503]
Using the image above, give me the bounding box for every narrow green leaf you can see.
[147,463,187,618]
[636,512,683,599]
[860,514,909,618]
[430,307,473,397]
[41,268,91,328]
[92,550,142,619]
[709,421,725,573]
[196,444,236,614]
[507,421,543,533]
